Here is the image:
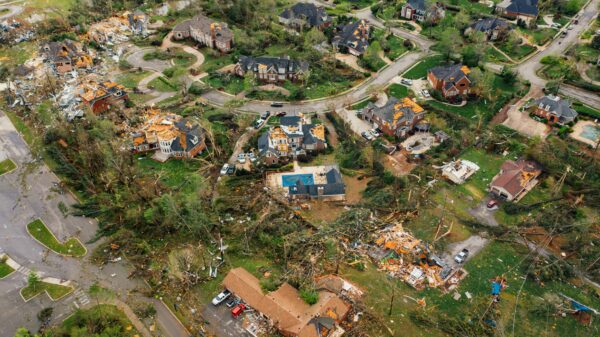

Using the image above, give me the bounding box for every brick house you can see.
[258,115,327,165]
[172,14,233,53]
[427,64,472,100]
[78,80,128,114]
[278,2,332,31]
[529,95,578,125]
[489,159,542,202]
[361,97,425,138]
[234,56,308,83]
[332,19,370,56]
[400,0,445,23]
[40,40,94,74]
[131,108,207,162]
[465,17,512,41]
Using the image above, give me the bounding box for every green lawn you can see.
[26,219,87,257]
[573,102,600,119]
[0,158,17,176]
[148,76,178,92]
[457,148,505,200]
[350,98,375,110]
[21,281,74,301]
[519,27,557,46]
[485,46,511,63]
[385,35,408,60]
[199,48,235,73]
[135,155,202,189]
[0,259,15,279]
[204,74,245,95]
[402,55,444,79]
[497,42,536,61]
[387,83,410,99]
[53,304,139,336]
[115,70,151,89]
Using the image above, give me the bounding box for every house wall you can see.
[427,72,442,91]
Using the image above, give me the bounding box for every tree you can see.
[453,10,471,31]
[591,35,600,50]
[438,28,462,61]
[469,68,496,102]
[500,66,517,85]
[28,272,40,293]
[14,328,33,337]
[304,27,326,48]
[242,71,256,92]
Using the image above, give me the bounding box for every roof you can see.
[429,63,471,91]
[222,268,350,337]
[133,109,205,154]
[469,17,511,33]
[365,97,424,128]
[173,14,233,43]
[532,95,578,122]
[406,0,427,11]
[333,19,370,54]
[238,56,309,74]
[279,3,331,28]
[504,0,539,16]
[490,159,542,197]
[289,166,345,197]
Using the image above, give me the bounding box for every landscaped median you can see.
[0,255,15,279]
[26,219,87,257]
[0,158,17,176]
[20,277,74,302]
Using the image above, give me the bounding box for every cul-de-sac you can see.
[1,0,600,336]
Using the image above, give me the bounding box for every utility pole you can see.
[388,281,395,316]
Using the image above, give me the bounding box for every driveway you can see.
[203,303,250,337]
[468,199,499,227]
[336,108,372,135]
[442,235,489,268]
[502,86,550,138]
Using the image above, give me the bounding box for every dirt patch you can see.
[383,150,416,176]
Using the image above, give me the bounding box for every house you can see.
[489,159,542,202]
[496,0,539,25]
[223,267,350,337]
[172,14,233,53]
[258,114,326,164]
[131,108,207,162]
[279,2,332,31]
[40,40,94,74]
[332,19,370,56]
[361,97,425,138]
[77,80,128,114]
[440,159,480,184]
[427,64,472,100]
[288,165,346,201]
[465,17,512,41]
[529,95,578,125]
[400,0,445,23]
[234,56,308,83]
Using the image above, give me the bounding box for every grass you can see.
[385,35,408,60]
[115,70,151,89]
[0,158,17,176]
[21,281,74,301]
[135,155,202,188]
[57,304,139,336]
[485,46,511,63]
[148,76,178,92]
[458,148,505,199]
[497,42,537,61]
[204,74,245,94]
[26,219,87,257]
[350,99,375,110]
[519,27,557,46]
[198,48,235,73]
[402,55,444,79]
[387,83,410,99]
[0,259,15,279]
[573,102,600,119]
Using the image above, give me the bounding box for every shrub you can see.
[300,288,319,305]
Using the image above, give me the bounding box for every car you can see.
[237,153,246,164]
[276,111,287,117]
[211,289,231,305]
[271,101,284,107]
[421,89,431,98]
[567,25,573,30]
[225,297,237,308]
[487,199,498,209]
[254,118,265,129]
[227,166,236,175]
[247,152,257,162]
[231,303,246,318]
[220,164,230,176]
[454,249,469,264]
[361,131,374,141]
[551,23,561,29]
[369,129,380,138]
[261,111,271,119]
[561,31,568,37]
[400,78,413,86]
[573,19,579,24]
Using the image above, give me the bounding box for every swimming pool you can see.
[581,124,600,142]
[281,173,314,187]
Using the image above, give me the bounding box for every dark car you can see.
[276,111,287,117]
[225,297,237,308]
[227,166,235,175]
[261,111,271,119]
[270,102,284,107]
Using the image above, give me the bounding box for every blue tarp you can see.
[571,300,592,312]
[491,282,501,295]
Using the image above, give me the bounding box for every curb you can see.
[19,279,74,303]
[0,158,18,177]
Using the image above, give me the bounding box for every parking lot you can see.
[203,300,250,337]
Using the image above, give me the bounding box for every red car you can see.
[231,303,246,318]
[487,199,498,209]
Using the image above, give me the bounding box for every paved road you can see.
[0,4,23,20]
[516,0,600,108]
[0,111,189,337]
[203,302,249,337]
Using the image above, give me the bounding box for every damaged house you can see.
[400,0,445,23]
[465,17,512,41]
[223,267,351,337]
[258,115,327,164]
[131,108,207,162]
[234,56,308,83]
[427,64,472,101]
[332,19,370,56]
[288,165,346,202]
[361,97,425,138]
[172,14,233,53]
[78,79,128,114]
[439,159,480,184]
[278,2,332,31]
[40,40,94,74]
[489,159,542,202]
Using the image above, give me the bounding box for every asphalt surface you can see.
[0,111,189,337]
[0,4,23,20]
[203,302,250,337]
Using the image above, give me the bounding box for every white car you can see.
[247,152,257,162]
[211,289,231,305]
[421,89,431,98]
[370,129,380,138]
[400,78,413,86]
[220,163,230,175]
[254,119,265,129]
[237,153,246,164]
[361,131,374,141]
[454,249,469,264]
